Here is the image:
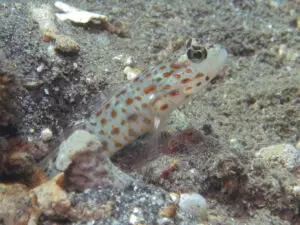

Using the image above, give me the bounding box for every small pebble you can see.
[125,56,134,66]
[73,62,78,70]
[157,217,175,225]
[129,214,139,224]
[40,128,53,142]
[113,54,123,61]
[36,64,44,73]
[169,192,180,204]
[113,54,134,66]
[44,88,49,95]
[293,185,300,194]
[229,138,243,149]
[179,193,207,220]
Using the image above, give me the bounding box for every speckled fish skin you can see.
[86,38,228,156]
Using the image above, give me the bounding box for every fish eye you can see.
[187,46,207,61]
[186,38,207,62]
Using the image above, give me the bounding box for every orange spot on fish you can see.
[135,96,142,101]
[101,118,107,125]
[169,89,180,96]
[181,78,192,84]
[112,139,123,148]
[111,109,117,118]
[126,98,134,105]
[122,132,131,142]
[116,90,127,97]
[145,73,151,78]
[136,87,141,91]
[185,87,193,92]
[170,63,187,69]
[121,119,126,125]
[142,103,148,108]
[95,111,102,117]
[122,108,127,113]
[105,103,110,109]
[195,73,204,79]
[160,104,169,111]
[156,77,162,82]
[163,85,171,89]
[128,114,138,121]
[152,96,161,106]
[144,85,157,94]
[111,127,120,135]
[128,128,138,137]
[99,130,106,135]
[160,65,166,70]
[186,68,192,73]
[163,70,174,78]
[173,73,181,79]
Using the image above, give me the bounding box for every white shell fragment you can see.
[40,128,53,142]
[54,1,107,24]
[124,66,142,80]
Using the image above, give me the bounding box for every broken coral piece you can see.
[30,173,70,217]
[54,1,107,24]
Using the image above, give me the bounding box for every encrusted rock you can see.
[55,130,102,171]
[255,143,300,170]
[0,183,33,224]
[54,35,80,53]
[178,193,207,221]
